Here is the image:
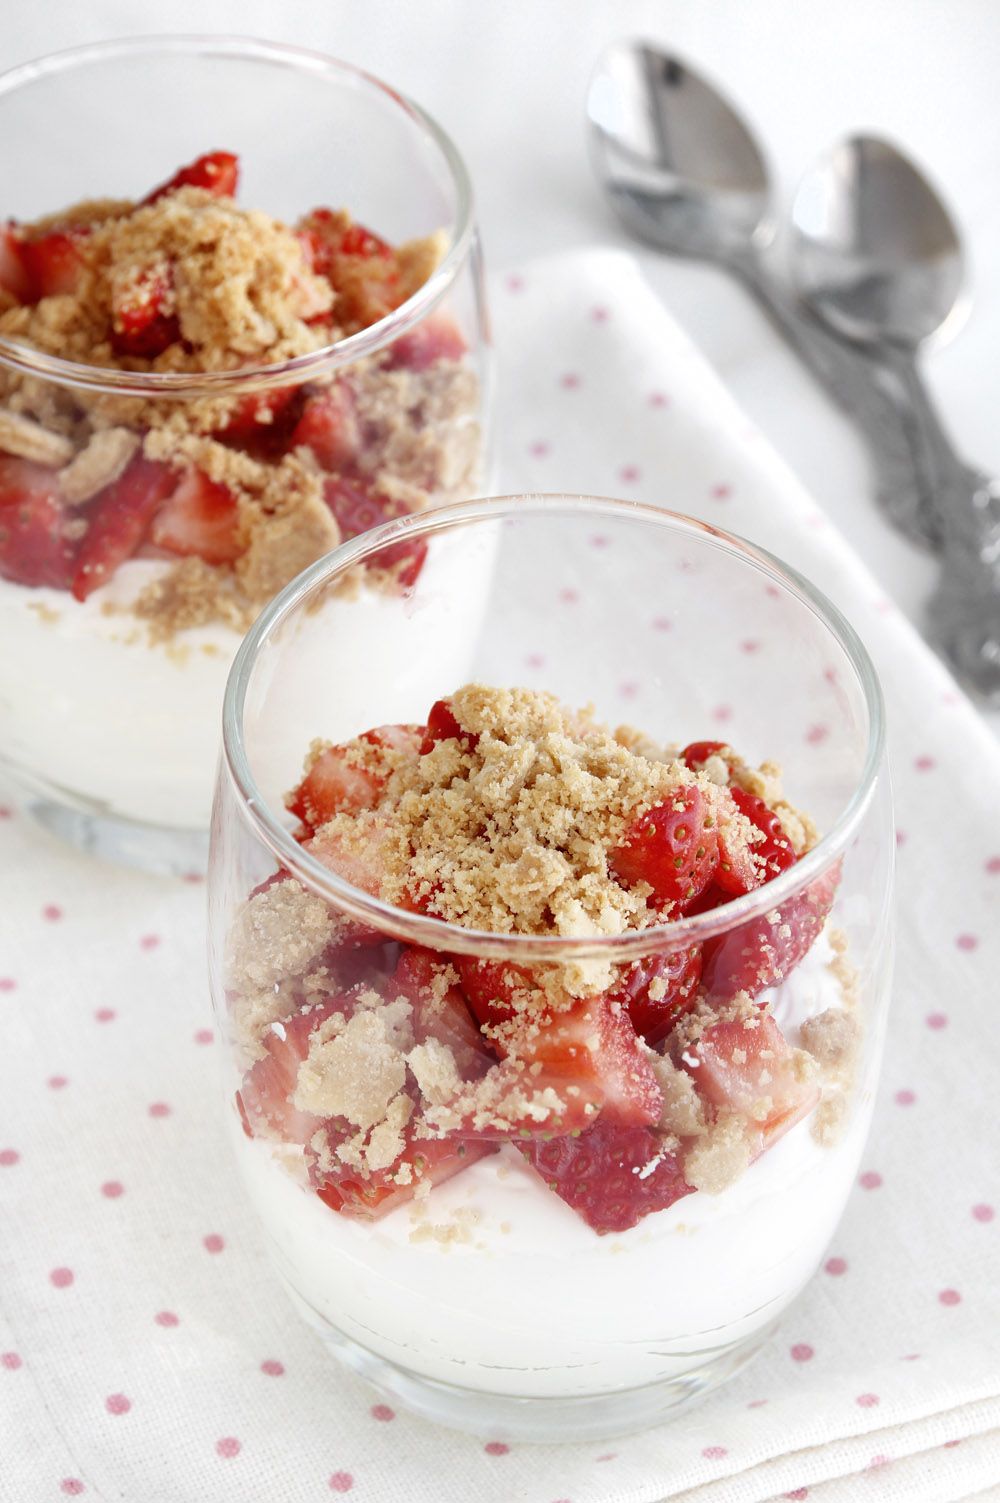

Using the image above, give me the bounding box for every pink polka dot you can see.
[859,1171,883,1190]
[652,615,672,631]
[985,856,1000,875]
[525,652,545,669]
[1,1351,22,1370]
[0,1148,19,1167]
[825,1257,848,1276]
[182,871,204,884]
[528,439,550,458]
[95,1008,116,1023]
[618,681,639,700]
[595,1452,617,1461]
[618,464,641,484]
[702,1446,727,1459]
[895,1088,916,1106]
[155,1311,179,1328]
[560,373,581,390]
[194,1028,214,1046]
[48,1075,68,1090]
[956,933,979,952]
[711,705,733,724]
[711,483,732,500]
[371,1403,395,1422]
[50,1267,74,1288]
[328,1474,354,1494]
[105,1393,131,1415]
[140,934,160,951]
[901,1353,921,1361]
[203,1234,225,1254]
[856,1393,880,1408]
[741,640,760,654]
[649,391,670,408]
[590,534,610,549]
[0,978,16,992]
[60,1482,85,1497]
[926,1012,948,1031]
[973,1203,995,1223]
[747,1399,768,1409]
[591,305,609,323]
[149,1101,171,1118]
[790,1343,814,1363]
[765,584,781,599]
[805,724,829,745]
[785,1491,809,1501]
[505,273,524,293]
[216,1437,240,1458]
[943,1439,962,1449]
[914,754,936,772]
[558,587,579,605]
[101,1180,124,1199]
[261,1359,284,1376]
[484,1442,509,1456]
[0,806,10,818]
[866,1455,891,1471]
[43,904,63,921]
[895,830,907,847]
[939,1288,962,1306]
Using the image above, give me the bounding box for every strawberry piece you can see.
[306,815,396,901]
[513,997,663,1129]
[19,229,87,299]
[731,787,796,883]
[316,1130,493,1222]
[682,740,728,771]
[702,862,840,1000]
[0,225,30,302]
[0,456,76,588]
[607,943,702,1047]
[71,456,178,601]
[714,788,763,896]
[297,209,393,280]
[455,957,535,1040]
[324,475,427,588]
[420,697,479,756]
[143,150,239,205]
[238,1001,339,1144]
[148,469,242,564]
[682,1014,819,1149]
[386,315,466,372]
[520,1120,692,1235]
[391,947,489,1081]
[611,785,720,908]
[287,724,421,833]
[110,264,179,358]
[214,387,303,455]
[289,383,359,470]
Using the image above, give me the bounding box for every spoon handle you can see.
[726,253,940,548]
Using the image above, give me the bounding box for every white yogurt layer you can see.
[0,526,497,830]
[231,932,877,1398]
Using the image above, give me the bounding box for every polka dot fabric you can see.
[1,252,998,1502]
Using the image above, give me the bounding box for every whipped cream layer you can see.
[232,931,876,1399]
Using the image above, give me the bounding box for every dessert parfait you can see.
[222,682,873,1434]
[0,44,488,860]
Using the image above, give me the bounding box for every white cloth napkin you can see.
[2,249,999,1503]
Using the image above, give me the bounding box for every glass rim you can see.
[0,33,475,398]
[221,493,887,961]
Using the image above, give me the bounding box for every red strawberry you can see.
[731,787,796,883]
[682,1014,819,1150]
[214,387,303,455]
[386,315,466,372]
[306,815,396,901]
[148,469,242,564]
[316,1130,493,1222]
[238,1001,340,1143]
[0,456,76,588]
[297,209,393,281]
[143,150,239,205]
[71,457,178,601]
[607,943,702,1046]
[702,862,840,1000]
[0,225,30,302]
[391,946,489,1081]
[455,957,536,1039]
[289,383,359,470]
[323,475,427,588]
[682,740,728,771]
[420,697,479,756]
[18,229,87,299]
[110,264,179,358]
[520,1120,692,1235]
[714,787,764,896]
[512,997,663,1129]
[287,724,421,832]
[611,785,720,908]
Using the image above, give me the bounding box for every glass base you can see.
[15,779,208,877]
[284,1281,773,1442]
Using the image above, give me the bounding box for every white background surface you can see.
[2,0,999,700]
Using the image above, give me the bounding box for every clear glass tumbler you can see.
[208,495,893,1441]
[0,36,490,872]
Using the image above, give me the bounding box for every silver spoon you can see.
[791,135,1000,700]
[586,41,932,541]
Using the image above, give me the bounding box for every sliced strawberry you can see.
[297,209,393,280]
[316,1130,493,1222]
[731,787,796,883]
[611,785,720,909]
[324,475,427,588]
[386,314,466,372]
[238,1000,340,1144]
[714,787,764,896]
[143,150,239,205]
[702,862,840,1001]
[287,724,421,833]
[148,469,242,565]
[214,386,304,455]
[391,946,489,1081]
[520,1120,692,1235]
[455,956,535,1039]
[682,1013,819,1149]
[420,697,479,756]
[289,383,359,470]
[71,456,177,601]
[110,264,179,358]
[0,224,30,302]
[18,229,87,299]
[681,740,728,772]
[0,456,76,588]
[607,943,702,1047]
[306,815,397,901]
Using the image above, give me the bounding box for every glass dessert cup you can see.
[208,495,893,1442]
[0,36,490,874]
